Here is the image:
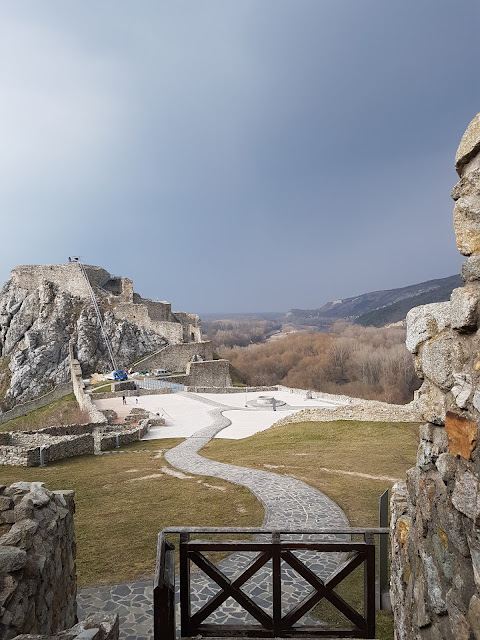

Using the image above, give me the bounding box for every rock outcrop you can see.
[391,114,480,639]
[0,263,206,410]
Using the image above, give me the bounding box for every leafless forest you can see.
[205,319,420,404]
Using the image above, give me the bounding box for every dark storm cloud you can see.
[0,1,477,312]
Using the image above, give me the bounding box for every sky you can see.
[0,1,478,314]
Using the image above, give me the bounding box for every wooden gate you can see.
[154,527,387,640]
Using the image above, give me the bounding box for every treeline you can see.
[219,323,420,404]
[202,317,282,349]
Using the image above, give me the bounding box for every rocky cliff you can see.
[0,264,201,411]
[391,114,480,639]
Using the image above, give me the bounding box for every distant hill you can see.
[287,275,463,329]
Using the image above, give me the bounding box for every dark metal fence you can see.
[154,526,389,639]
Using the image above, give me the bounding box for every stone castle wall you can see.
[0,482,77,640]
[184,359,232,388]
[11,264,110,300]
[69,344,107,425]
[112,303,184,344]
[390,114,480,639]
[131,341,214,373]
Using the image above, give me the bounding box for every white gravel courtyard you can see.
[92,389,346,440]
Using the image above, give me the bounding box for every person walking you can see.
[122,395,126,405]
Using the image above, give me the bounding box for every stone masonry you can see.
[0,482,77,640]
[390,114,480,639]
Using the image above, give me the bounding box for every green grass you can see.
[202,419,419,639]
[0,438,264,586]
[0,416,418,637]
[0,395,89,433]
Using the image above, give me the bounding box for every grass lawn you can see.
[0,395,88,433]
[202,419,419,640]
[0,438,264,587]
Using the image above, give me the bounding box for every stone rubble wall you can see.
[0,432,94,467]
[272,400,421,427]
[98,423,149,451]
[12,613,119,640]
[272,385,421,426]
[390,114,480,639]
[183,385,277,393]
[0,419,149,467]
[0,383,73,426]
[0,482,77,640]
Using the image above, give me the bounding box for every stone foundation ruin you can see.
[391,114,480,638]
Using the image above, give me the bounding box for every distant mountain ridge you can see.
[287,274,463,328]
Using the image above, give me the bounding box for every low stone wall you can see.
[92,388,172,400]
[13,613,119,640]
[0,445,38,467]
[272,398,421,427]
[40,423,101,437]
[0,383,73,426]
[277,385,356,405]
[0,431,95,467]
[0,482,77,640]
[184,385,277,393]
[98,423,149,451]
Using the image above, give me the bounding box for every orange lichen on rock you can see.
[445,411,478,459]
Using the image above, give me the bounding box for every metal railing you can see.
[136,379,184,392]
[154,526,389,639]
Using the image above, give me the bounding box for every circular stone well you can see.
[256,395,286,407]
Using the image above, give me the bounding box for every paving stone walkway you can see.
[78,393,349,639]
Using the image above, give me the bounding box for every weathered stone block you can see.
[451,373,473,409]
[436,452,457,484]
[406,302,451,354]
[454,199,480,256]
[456,113,480,175]
[417,380,446,424]
[0,546,27,573]
[13,499,34,523]
[420,333,462,391]
[451,286,480,330]
[468,593,480,640]
[446,589,471,640]
[462,254,480,282]
[452,470,480,523]
[445,412,478,460]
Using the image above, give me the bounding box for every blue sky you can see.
[0,1,478,313]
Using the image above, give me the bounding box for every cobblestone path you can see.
[78,393,349,639]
